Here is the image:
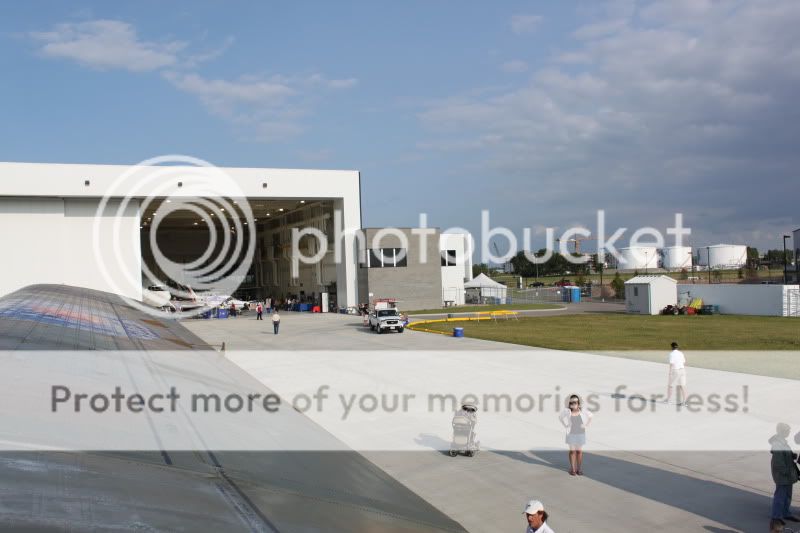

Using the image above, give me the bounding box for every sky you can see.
[1,0,798,255]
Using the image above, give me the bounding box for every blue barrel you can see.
[453,327,464,338]
[216,308,229,319]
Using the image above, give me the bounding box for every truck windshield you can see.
[377,310,398,317]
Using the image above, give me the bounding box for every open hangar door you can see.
[140,198,341,310]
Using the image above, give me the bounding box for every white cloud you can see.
[296,148,334,162]
[572,18,628,40]
[182,36,236,69]
[29,19,358,142]
[555,51,592,64]
[306,74,359,90]
[30,20,185,72]
[165,72,294,108]
[510,14,542,34]
[639,0,719,25]
[418,0,800,248]
[327,78,359,89]
[164,71,358,141]
[501,60,528,73]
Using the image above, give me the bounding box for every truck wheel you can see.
[377,328,383,334]
[448,450,457,457]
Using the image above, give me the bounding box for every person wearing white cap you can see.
[523,500,554,533]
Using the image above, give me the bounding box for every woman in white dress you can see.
[558,394,592,476]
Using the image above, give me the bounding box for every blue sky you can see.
[1,1,798,253]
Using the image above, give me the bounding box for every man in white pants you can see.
[666,341,687,405]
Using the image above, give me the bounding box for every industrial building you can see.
[0,162,475,313]
[0,161,362,307]
[696,244,748,269]
[659,246,693,271]
[619,244,747,272]
[618,246,659,271]
[357,228,472,310]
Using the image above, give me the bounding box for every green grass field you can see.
[405,303,562,315]
[418,314,800,378]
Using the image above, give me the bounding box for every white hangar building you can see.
[0,161,362,309]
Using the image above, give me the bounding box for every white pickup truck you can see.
[368,308,405,334]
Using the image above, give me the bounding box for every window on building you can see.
[633,287,639,297]
[369,249,385,268]
[394,248,408,267]
[365,248,408,268]
[441,249,457,267]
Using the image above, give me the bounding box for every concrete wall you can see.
[0,197,142,300]
[677,283,800,316]
[440,233,469,305]
[360,228,443,311]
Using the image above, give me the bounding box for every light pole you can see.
[598,251,605,302]
[783,235,790,285]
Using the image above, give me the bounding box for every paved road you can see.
[409,301,626,321]
[183,311,792,533]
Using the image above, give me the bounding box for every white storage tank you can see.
[697,244,747,269]
[660,246,693,270]
[619,246,658,271]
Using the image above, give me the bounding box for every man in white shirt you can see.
[666,341,687,405]
[523,500,555,533]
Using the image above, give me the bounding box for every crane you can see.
[556,235,596,255]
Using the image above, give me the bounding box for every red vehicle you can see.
[554,279,574,287]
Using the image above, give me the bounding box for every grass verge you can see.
[418,313,800,378]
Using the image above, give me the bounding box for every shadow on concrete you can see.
[352,327,406,336]
[493,449,769,531]
[702,527,739,533]
[414,433,453,456]
[414,433,450,455]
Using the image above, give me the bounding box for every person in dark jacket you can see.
[770,423,799,521]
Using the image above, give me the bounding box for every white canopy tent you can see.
[464,273,508,303]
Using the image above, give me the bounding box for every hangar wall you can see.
[0,197,142,300]
[0,162,362,307]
